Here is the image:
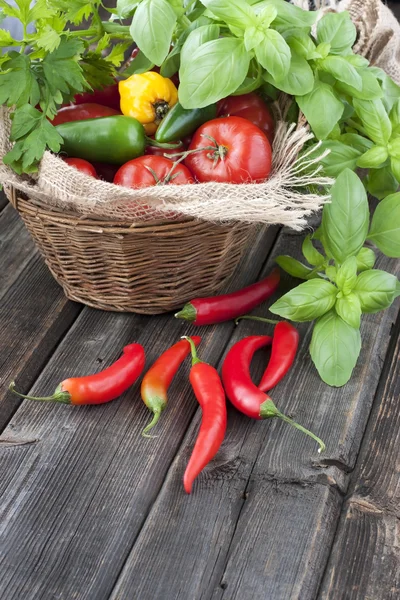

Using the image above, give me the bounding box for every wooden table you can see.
[0,188,399,599]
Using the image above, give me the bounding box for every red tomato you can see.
[63,158,98,178]
[52,103,120,126]
[217,93,275,145]
[114,156,194,188]
[185,116,272,184]
[73,83,121,111]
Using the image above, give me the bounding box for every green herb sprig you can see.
[0,0,132,173]
[270,169,400,387]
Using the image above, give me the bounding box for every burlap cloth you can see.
[0,0,398,229]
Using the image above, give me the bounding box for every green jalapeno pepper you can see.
[56,115,146,164]
[155,102,217,143]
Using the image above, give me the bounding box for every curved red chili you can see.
[221,336,325,452]
[175,268,280,326]
[9,343,145,406]
[183,337,227,494]
[141,336,201,436]
[236,317,300,391]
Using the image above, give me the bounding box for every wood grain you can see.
[318,315,400,600]
[0,205,37,299]
[0,227,277,600]
[106,234,399,600]
[0,258,81,430]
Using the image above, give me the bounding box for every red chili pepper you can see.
[74,82,121,111]
[221,336,325,452]
[141,336,201,436]
[235,317,300,392]
[183,337,227,494]
[175,268,280,326]
[9,344,145,406]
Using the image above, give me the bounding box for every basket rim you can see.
[8,186,203,231]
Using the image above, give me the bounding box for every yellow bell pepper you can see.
[119,72,178,135]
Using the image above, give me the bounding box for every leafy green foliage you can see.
[310,310,361,387]
[322,169,369,264]
[274,170,399,387]
[368,193,400,257]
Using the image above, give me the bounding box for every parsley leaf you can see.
[0,53,40,107]
[4,107,63,174]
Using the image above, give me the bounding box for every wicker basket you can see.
[7,186,255,314]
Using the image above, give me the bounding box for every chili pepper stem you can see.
[182,337,203,366]
[175,303,196,322]
[9,381,71,404]
[234,315,280,326]
[260,398,325,453]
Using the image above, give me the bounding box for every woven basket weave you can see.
[7,186,255,313]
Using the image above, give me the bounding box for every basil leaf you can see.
[344,54,369,68]
[116,0,140,18]
[353,98,392,146]
[338,133,374,154]
[201,0,256,29]
[336,256,358,294]
[391,158,400,183]
[307,140,362,177]
[369,67,400,112]
[322,169,369,264]
[356,146,389,169]
[302,235,325,267]
[317,12,357,55]
[335,293,362,329]
[264,52,314,96]
[130,0,177,66]
[335,69,383,100]
[255,29,291,81]
[389,98,400,128]
[395,280,400,300]
[320,56,362,90]
[286,31,316,59]
[244,27,265,52]
[269,280,337,322]
[388,138,400,160]
[368,192,400,258]
[253,0,317,29]
[296,80,344,140]
[353,270,398,313]
[179,37,249,108]
[275,256,319,280]
[310,310,361,387]
[180,24,220,68]
[123,50,154,76]
[160,16,213,77]
[356,247,376,272]
[325,266,337,283]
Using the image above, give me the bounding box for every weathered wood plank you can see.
[109,234,399,600]
[0,205,37,299]
[0,258,81,430]
[0,227,277,600]
[318,315,400,600]
[0,191,7,212]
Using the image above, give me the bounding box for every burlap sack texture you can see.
[0,0,398,229]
